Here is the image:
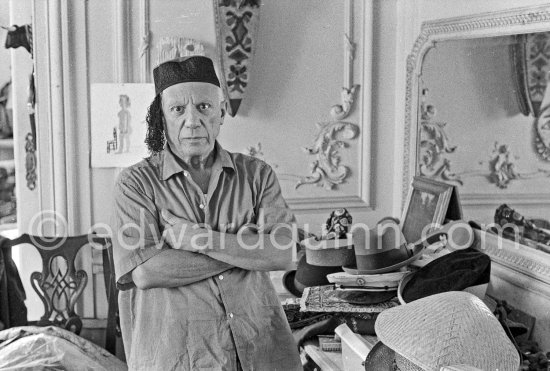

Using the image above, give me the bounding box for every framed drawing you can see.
[401,176,454,244]
[90,83,154,168]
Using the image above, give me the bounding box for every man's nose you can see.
[183,109,201,128]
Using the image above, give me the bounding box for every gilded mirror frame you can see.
[401,5,550,293]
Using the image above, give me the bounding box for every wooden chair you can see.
[102,241,122,355]
[7,234,111,336]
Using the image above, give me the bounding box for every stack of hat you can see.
[323,217,445,306]
[283,210,402,336]
[283,208,354,299]
[283,214,450,305]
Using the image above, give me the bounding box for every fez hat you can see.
[365,292,520,371]
[153,56,220,95]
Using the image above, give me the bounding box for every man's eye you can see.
[172,106,185,113]
[198,103,212,111]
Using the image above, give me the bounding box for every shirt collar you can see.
[161,141,235,181]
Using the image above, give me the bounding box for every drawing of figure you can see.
[117,94,132,153]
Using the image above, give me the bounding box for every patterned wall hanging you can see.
[213,0,261,117]
[511,32,550,118]
[535,63,550,161]
[512,32,550,161]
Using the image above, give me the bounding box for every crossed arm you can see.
[112,168,298,291]
[131,218,298,290]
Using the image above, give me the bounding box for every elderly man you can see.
[112,56,302,370]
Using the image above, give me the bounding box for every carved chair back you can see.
[102,241,122,355]
[8,234,110,335]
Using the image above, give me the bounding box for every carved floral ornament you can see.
[296,91,360,191]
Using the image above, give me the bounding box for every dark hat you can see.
[153,56,220,95]
[345,218,447,275]
[399,248,491,304]
[282,256,343,297]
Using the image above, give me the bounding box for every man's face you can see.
[161,82,225,161]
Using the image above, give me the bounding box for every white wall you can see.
[89,0,396,235]
[0,3,11,87]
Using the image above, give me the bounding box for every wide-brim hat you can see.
[347,218,447,275]
[326,271,408,290]
[342,243,424,275]
[365,292,520,371]
[302,234,356,267]
[282,256,343,297]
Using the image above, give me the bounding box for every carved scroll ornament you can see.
[296,121,359,190]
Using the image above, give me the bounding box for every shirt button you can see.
[218,274,224,280]
[199,204,204,209]
[228,313,234,319]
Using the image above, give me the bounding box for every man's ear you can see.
[220,100,228,123]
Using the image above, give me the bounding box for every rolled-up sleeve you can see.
[111,172,168,290]
[255,164,296,229]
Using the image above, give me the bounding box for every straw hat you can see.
[365,291,520,371]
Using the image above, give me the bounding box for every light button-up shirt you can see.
[112,142,301,371]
